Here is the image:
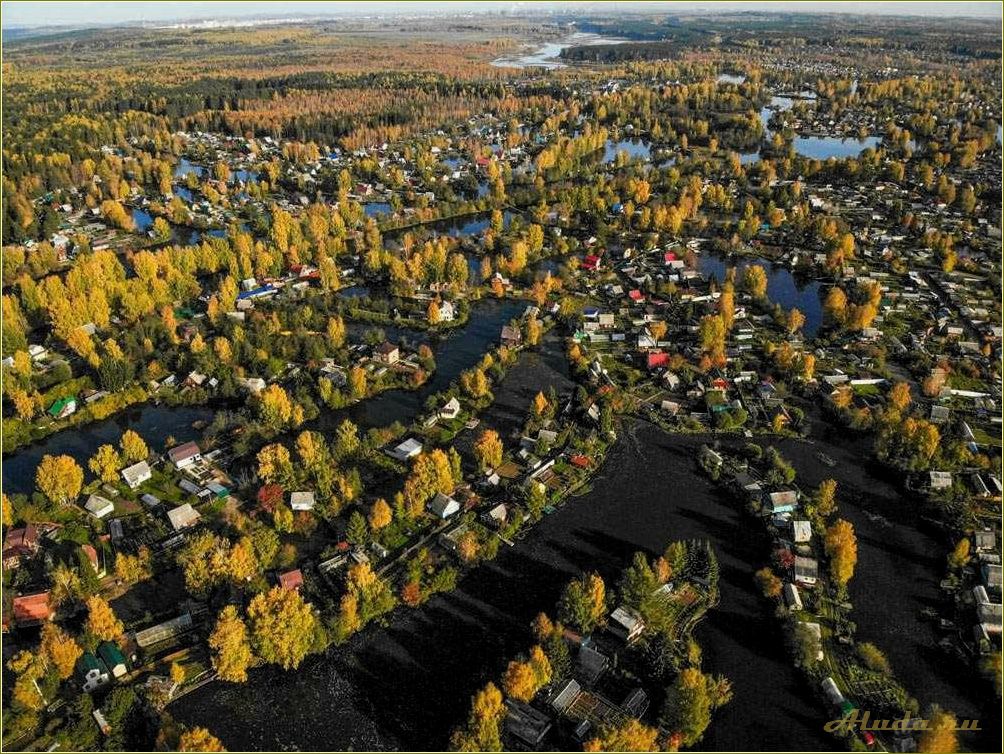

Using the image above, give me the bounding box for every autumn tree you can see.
[85,595,124,642]
[36,454,84,505]
[40,623,83,680]
[743,265,768,299]
[584,719,660,752]
[89,444,123,483]
[326,315,346,349]
[247,586,317,670]
[502,659,538,702]
[917,706,958,753]
[120,430,149,463]
[450,682,505,752]
[369,498,393,530]
[660,667,733,748]
[786,308,806,335]
[473,429,504,471]
[209,605,253,683]
[178,727,226,752]
[558,572,607,634]
[754,567,782,599]
[824,519,858,588]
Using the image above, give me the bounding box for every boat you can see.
[920,607,939,620]
[815,451,836,467]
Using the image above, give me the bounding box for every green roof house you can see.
[77,652,110,692]
[97,642,128,679]
[48,396,77,419]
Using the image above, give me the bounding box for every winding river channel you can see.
[166,331,997,751]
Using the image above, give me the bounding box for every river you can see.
[2,404,214,496]
[167,328,997,751]
[169,339,834,751]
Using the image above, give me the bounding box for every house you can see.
[85,494,115,519]
[439,522,471,553]
[577,641,610,683]
[582,254,602,272]
[504,698,552,747]
[167,441,202,469]
[608,605,645,643]
[646,351,670,370]
[551,678,582,713]
[386,437,423,462]
[928,471,953,491]
[482,503,508,529]
[93,709,112,736]
[437,300,456,322]
[290,491,316,511]
[13,592,53,625]
[974,530,997,552]
[120,461,152,489]
[167,503,201,531]
[240,377,267,394]
[373,341,399,365]
[81,543,106,577]
[439,397,462,420]
[133,612,193,648]
[97,642,128,678]
[764,490,799,515]
[782,582,803,611]
[48,396,77,419]
[793,556,819,586]
[3,524,40,569]
[278,569,304,591]
[501,325,522,347]
[427,492,461,520]
[78,653,111,692]
[791,520,812,544]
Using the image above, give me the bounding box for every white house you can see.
[167,441,201,470]
[84,495,115,519]
[386,437,423,462]
[438,300,456,322]
[167,503,201,531]
[439,397,462,420]
[609,606,645,643]
[120,461,152,489]
[290,491,316,511]
[427,492,460,519]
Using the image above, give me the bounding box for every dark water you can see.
[386,210,516,241]
[2,405,214,496]
[171,415,833,751]
[697,254,823,337]
[776,410,1001,751]
[312,298,525,433]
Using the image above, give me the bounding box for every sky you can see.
[2,1,1001,27]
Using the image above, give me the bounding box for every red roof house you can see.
[647,351,670,370]
[3,524,40,569]
[278,569,304,591]
[13,592,52,625]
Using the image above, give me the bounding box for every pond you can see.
[2,405,214,497]
[131,208,154,233]
[747,95,881,163]
[602,138,651,164]
[697,254,824,337]
[173,158,205,179]
[364,202,393,218]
